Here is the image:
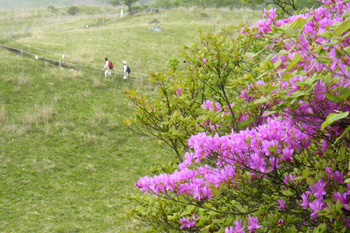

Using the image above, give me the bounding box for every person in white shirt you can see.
[104,58,112,77]
[123,61,128,80]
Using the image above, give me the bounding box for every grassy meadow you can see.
[3,6,261,77]
[0,6,260,232]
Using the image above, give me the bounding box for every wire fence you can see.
[0,8,166,94]
[7,35,151,78]
[0,41,158,93]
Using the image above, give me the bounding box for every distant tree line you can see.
[110,0,322,15]
[242,0,321,15]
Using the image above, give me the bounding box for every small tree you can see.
[67,6,79,15]
[109,0,121,6]
[110,0,138,12]
[47,5,57,12]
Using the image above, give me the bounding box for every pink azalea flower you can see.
[225,226,234,233]
[234,220,245,233]
[248,216,260,233]
[277,199,286,210]
[333,170,344,184]
[176,88,182,96]
[202,100,214,111]
[180,218,192,229]
[310,179,326,199]
[333,192,349,210]
[309,199,325,218]
[300,193,309,209]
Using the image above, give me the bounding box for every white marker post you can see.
[121,9,124,18]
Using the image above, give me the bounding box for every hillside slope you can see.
[1,6,261,78]
[0,48,168,232]
[0,0,110,9]
[0,6,261,232]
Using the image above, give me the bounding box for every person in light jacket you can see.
[123,61,128,80]
[104,58,112,77]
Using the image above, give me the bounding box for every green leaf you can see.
[281,190,294,196]
[342,31,350,39]
[318,31,333,39]
[274,59,282,69]
[306,177,315,185]
[333,125,350,145]
[183,205,195,215]
[302,168,310,178]
[286,53,301,71]
[322,111,349,130]
[293,176,304,182]
[334,19,350,36]
[325,93,343,103]
[262,111,276,117]
[286,18,307,37]
[281,73,294,80]
[253,97,268,105]
[319,39,338,48]
[313,223,327,233]
[336,199,344,211]
[126,89,137,96]
[265,85,278,93]
[289,18,307,30]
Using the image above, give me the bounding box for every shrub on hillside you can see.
[67,6,79,15]
[126,0,350,232]
[47,6,57,12]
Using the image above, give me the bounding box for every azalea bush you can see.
[126,0,350,232]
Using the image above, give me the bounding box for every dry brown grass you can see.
[52,94,60,103]
[17,74,30,86]
[92,77,101,87]
[5,74,31,87]
[89,105,107,127]
[81,89,91,97]
[22,103,54,125]
[0,106,6,123]
[2,122,31,134]
[70,69,84,79]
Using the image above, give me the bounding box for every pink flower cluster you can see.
[136,0,350,231]
[180,215,198,229]
[225,217,260,233]
[136,118,310,200]
[240,0,350,140]
[301,170,350,220]
[202,99,221,112]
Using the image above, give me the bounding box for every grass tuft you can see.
[22,103,54,126]
[0,105,5,123]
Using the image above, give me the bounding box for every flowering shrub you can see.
[126,0,350,232]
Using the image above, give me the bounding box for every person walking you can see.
[104,58,112,77]
[123,61,129,80]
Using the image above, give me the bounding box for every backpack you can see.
[126,66,131,73]
[108,61,113,69]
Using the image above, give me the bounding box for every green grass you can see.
[0,6,261,232]
[2,7,260,77]
[0,49,167,232]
